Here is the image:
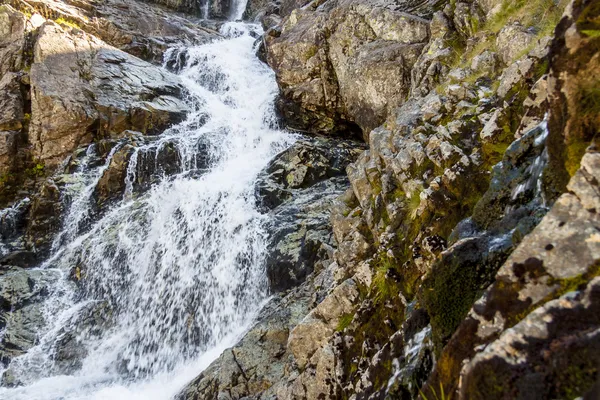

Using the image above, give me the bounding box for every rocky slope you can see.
[0,0,599,397]
[180,0,600,398]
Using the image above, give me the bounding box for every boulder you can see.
[0,267,60,365]
[29,21,188,167]
[257,137,364,292]
[265,3,429,138]
[495,22,535,64]
[15,0,219,62]
[423,150,600,398]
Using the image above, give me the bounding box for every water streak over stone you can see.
[0,21,292,400]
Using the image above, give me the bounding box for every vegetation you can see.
[420,383,452,400]
[55,17,81,30]
[336,313,354,331]
[487,0,568,36]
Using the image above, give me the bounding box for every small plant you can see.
[578,84,600,118]
[419,383,452,400]
[405,186,423,220]
[371,254,400,303]
[55,17,81,30]
[336,313,354,331]
[26,162,45,178]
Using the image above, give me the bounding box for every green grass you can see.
[336,313,354,332]
[487,0,567,36]
[371,255,399,304]
[419,383,452,400]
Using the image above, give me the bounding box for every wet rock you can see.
[24,179,62,255]
[256,137,364,209]
[265,177,347,292]
[258,137,364,292]
[0,251,37,269]
[94,143,136,206]
[178,254,338,399]
[0,268,59,365]
[52,301,113,374]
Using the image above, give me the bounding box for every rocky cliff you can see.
[181,0,600,398]
[0,0,599,397]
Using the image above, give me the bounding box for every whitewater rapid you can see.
[0,21,293,400]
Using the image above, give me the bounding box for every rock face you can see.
[0,267,60,366]
[258,137,364,292]
[265,0,429,138]
[8,0,219,63]
[0,0,599,396]
[180,0,600,398]
[30,21,187,167]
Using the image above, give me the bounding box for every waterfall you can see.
[0,21,292,400]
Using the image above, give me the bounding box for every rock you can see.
[0,250,37,269]
[24,179,62,255]
[546,0,600,192]
[0,73,24,133]
[496,56,536,99]
[264,177,347,292]
[177,253,338,399]
[495,23,535,64]
[0,267,59,365]
[52,301,113,374]
[0,69,25,177]
[29,21,188,167]
[453,2,484,39]
[94,143,135,206]
[420,93,444,122]
[0,5,27,77]
[256,137,364,209]
[258,137,364,292]
[17,0,219,62]
[424,147,600,398]
[207,0,231,19]
[460,277,600,400]
[266,3,429,138]
[287,278,359,369]
[470,50,499,75]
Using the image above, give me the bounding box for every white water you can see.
[0,21,293,400]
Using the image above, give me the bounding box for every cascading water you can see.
[0,19,293,400]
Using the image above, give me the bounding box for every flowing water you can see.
[0,18,293,400]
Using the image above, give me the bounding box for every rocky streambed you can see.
[1,0,600,398]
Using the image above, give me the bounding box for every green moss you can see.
[550,262,600,298]
[55,17,81,30]
[578,84,600,118]
[557,359,599,399]
[581,29,600,38]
